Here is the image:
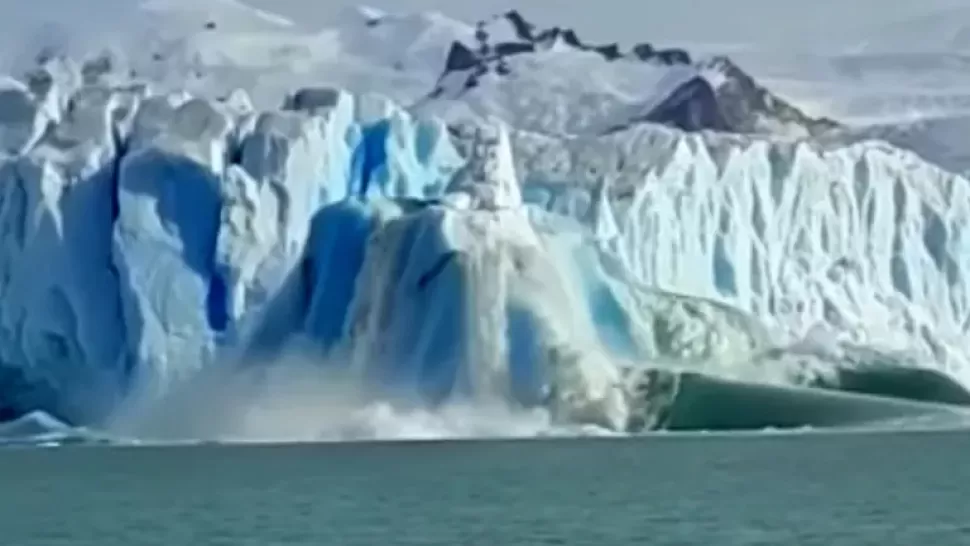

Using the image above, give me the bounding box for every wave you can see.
[631,368,970,432]
[0,411,121,447]
[5,335,970,447]
[6,363,967,448]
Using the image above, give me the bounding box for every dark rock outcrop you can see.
[443,42,479,72]
[622,77,730,133]
[504,10,535,41]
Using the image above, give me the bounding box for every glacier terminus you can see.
[1,2,970,444]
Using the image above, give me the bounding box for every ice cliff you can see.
[506,126,970,373]
[1,59,969,434]
[0,62,463,423]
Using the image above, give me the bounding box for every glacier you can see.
[1,56,970,443]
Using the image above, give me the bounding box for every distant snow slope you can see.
[254,0,969,53]
[2,1,840,139]
[834,116,970,177]
[852,6,970,53]
[11,1,970,144]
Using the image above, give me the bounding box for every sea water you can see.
[2,430,969,545]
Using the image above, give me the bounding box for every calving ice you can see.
[0,0,968,444]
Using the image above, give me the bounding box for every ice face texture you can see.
[1,59,969,435]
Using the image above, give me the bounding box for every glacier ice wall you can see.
[0,77,131,422]
[497,124,970,383]
[2,59,970,434]
[0,61,464,422]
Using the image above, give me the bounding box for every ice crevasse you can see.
[1,61,970,435]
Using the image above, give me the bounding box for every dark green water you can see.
[2,430,969,545]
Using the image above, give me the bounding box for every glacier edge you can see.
[0,60,968,438]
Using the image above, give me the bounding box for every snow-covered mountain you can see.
[1,0,970,442]
[3,3,840,139]
[414,11,840,137]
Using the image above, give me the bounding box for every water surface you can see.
[2,430,969,545]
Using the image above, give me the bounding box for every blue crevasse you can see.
[115,90,465,402]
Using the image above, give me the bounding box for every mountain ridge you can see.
[5,3,841,140]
